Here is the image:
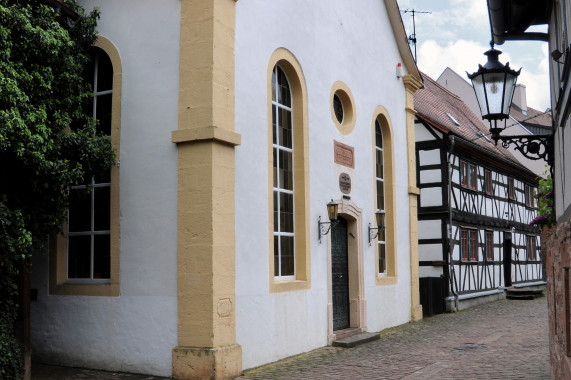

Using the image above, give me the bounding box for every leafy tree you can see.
[0,1,113,377]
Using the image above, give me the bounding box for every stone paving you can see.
[238,297,549,380]
[33,297,549,379]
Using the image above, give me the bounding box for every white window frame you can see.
[375,119,387,276]
[66,49,112,283]
[272,65,295,280]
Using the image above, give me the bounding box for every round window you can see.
[330,82,356,135]
[333,94,344,124]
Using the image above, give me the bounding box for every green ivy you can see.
[0,1,112,377]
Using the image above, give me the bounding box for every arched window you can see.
[267,49,309,292]
[67,47,113,281]
[272,65,295,278]
[375,119,387,274]
[51,37,120,296]
[372,109,397,284]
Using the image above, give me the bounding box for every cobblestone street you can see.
[238,297,549,380]
[33,297,549,379]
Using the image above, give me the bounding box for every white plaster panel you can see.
[418,220,441,240]
[420,169,442,184]
[420,187,443,207]
[419,266,444,278]
[415,124,440,142]
[419,244,444,261]
[452,169,460,184]
[419,149,441,166]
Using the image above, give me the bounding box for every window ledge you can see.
[270,279,310,293]
[50,282,119,297]
[376,275,397,286]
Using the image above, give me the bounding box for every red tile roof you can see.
[510,105,552,129]
[414,72,527,169]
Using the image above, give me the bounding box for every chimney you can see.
[512,84,527,114]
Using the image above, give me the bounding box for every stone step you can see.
[506,287,544,300]
[507,294,537,300]
[332,332,380,348]
[333,327,361,340]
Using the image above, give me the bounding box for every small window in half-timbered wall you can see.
[525,184,534,207]
[461,228,478,261]
[526,235,537,260]
[485,169,492,195]
[461,160,477,191]
[485,231,494,260]
[565,268,571,357]
[508,177,515,200]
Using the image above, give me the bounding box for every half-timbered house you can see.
[415,74,544,315]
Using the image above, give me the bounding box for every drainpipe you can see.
[447,136,459,310]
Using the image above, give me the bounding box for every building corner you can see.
[172,1,242,378]
[403,74,423,321]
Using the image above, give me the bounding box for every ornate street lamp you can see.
[318,200,339,243]
[467,46,552,164]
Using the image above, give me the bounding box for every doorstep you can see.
[332,331,380,348]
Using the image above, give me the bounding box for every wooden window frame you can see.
[461,160,477,191]
[461,228,478,261]
[508,177,515,200]
[485,230,494,260]
[525,184,534,208]
[526,235,537,261]
[461,161,469,188]
[485,169,492,195]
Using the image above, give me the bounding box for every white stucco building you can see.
[31,1,424,378]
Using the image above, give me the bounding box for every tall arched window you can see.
[372,109,397,285]
[272,65,295,278]
[375,119,387,275]
[267,49,309,292]
[51,37,121,296]
[67,47,113,280]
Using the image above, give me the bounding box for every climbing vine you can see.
[0,1,112,378]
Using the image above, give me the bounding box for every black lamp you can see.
[318,200,339,243]
[467,48,520,141]
[467,46,552,164]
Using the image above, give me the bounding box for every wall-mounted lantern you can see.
[467,46,552,164]
[318,200,339,243]
[368,210,386,246]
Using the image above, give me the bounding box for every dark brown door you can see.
[332,217,349,330]
[504,232,512,287]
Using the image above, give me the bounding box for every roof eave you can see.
[487,0,551,45]
[384,0,421,81]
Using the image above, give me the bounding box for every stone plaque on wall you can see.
[339,173,351,194]
[334,140,355,168]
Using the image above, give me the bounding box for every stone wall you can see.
[543,223,571,379]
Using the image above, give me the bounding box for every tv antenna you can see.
[401,9,432,63]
